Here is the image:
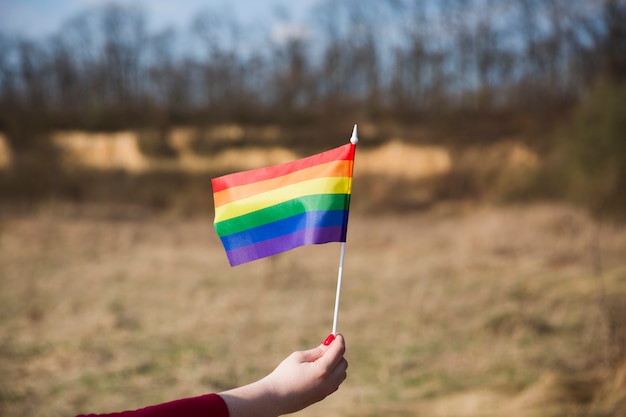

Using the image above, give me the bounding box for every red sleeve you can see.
[76,393,229,417]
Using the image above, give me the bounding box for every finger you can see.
[326,358,348,392]
[315,334,346,370]
[296,346,325,363]
[295,333,347,364]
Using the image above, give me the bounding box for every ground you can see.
[1,202,625,417]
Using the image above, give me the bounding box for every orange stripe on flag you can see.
[213,159,353,208]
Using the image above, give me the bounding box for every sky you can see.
[0,0,322,40]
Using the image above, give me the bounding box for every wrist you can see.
[219,378,281,417]
[255,376,283,416]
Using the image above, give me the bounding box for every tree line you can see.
[0,0,624,133]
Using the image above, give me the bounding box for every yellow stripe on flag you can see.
[214,177,352,222]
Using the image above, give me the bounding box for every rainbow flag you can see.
[212,143,356,266]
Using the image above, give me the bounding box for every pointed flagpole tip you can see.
[350,124,359,144]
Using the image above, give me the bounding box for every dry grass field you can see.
[1,200,626,417]
[1,128,625,416]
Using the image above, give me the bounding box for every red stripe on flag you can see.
[212,144,355,193]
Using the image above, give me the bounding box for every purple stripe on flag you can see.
[226,226,346,266]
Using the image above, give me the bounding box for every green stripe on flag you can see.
[215,193,350,237]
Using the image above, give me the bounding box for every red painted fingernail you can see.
[323,334,335,346]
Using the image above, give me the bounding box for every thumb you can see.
[296,334,335,363]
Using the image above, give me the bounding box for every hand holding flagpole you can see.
[332,124,358,336]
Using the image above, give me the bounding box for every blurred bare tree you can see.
[0,0,621,131]
[0,0,624,214]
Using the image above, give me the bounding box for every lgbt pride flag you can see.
[212,143,356,266]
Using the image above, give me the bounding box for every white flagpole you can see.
[332,242,346,336]
[331,124,358,336]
